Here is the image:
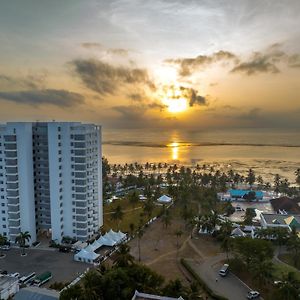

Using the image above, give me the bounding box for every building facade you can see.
[0,122,102,243]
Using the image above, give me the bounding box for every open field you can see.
[103,197,161,232]
[277,253,300,272]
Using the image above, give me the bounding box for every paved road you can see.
[186,256,258,300]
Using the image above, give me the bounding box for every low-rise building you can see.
[260,213,300,231]
[132,290,184,300]
[0,275,19,300]
[14,286,59,300]
[218,189,264,202]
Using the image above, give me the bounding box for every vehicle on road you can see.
[247,291,260,299]
[0,245,11,250]
[235,206,245,212]
[33,271,52,286]
[10,272,20,278]
[219,264,229,277]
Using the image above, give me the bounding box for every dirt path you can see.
[146,235,191,266]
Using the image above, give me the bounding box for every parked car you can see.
[235,206,245,212]
[10,272,20,278]
[247,291,260,299]
[219,264,229,277]
[0,245,11,250]
[0,270,8,275]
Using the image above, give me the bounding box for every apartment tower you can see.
[0,122,102,244]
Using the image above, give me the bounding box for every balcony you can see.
[8,205,20,213]
[8,212,20,219]
[6,175,18,182]
[9,220,21,228]
[9,228,21,235]
[7,182,19,190]
[4,151,17,158]
[4,143,17,150]
[5,159,18,166]
[7,198,19,206]
[6,190,19,197]
[5,167,18,174]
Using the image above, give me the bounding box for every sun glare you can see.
[163,97,188,113]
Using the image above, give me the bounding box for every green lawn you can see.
[272,261,300,281]
[103,198,161,232]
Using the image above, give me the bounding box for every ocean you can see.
[102,128,300,183]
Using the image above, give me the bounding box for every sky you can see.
[0,0,300,130]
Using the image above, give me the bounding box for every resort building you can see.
[260,213,300,232]
[218,189,264,201]
[0,122,102,243]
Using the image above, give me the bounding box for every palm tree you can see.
[287,232,300,268]
[110,205,124,230]
[129,223,135,238]
[250,259,273,287]
[81,270,101,300]
[0,234,7,257]
[15,231,31,256]
[174,229,183,249]
[143,199,154,220]
[137,224,144,262]
[60,284,83,300]
[161,208,172,229]
[274,272,300,300]
[114,244,134,267]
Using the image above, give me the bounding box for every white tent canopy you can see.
[74,249,100,264]
[157,195,172,203]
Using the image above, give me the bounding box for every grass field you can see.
[103,197,161,232]
[273,260,300,281]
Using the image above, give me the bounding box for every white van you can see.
[219,264,229,277]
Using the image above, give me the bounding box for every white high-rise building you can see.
[0,122,102,244]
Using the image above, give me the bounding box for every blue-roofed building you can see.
[229,189,263,200]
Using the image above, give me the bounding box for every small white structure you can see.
[74,230,127,264]
[74,249,100,264]
[72,241,88,251]
[139,195,147,201]
[231,227,246,238]
[0,275,19,300]
[157,195,172,204]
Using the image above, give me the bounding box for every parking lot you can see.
[0,248,89,287]
[229,201,274,222]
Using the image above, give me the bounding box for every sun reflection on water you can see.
[168,142,179,160]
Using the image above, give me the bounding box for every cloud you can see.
[70,58,154,95]
[236,107,261,120]
[0,72,48,89]
[81,42,103,49]
[166,50,238,76]
[127,93,143,101]
[0,89,84,107]
[164,85,208,107]
[231,52,282,75]
[81,42,129,56]
[107,48,129,56]
[288,54,300,68]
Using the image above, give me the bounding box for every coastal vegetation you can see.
[99,157,300,299]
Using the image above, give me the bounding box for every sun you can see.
[161,86,188,113]
[163,97,188,113]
